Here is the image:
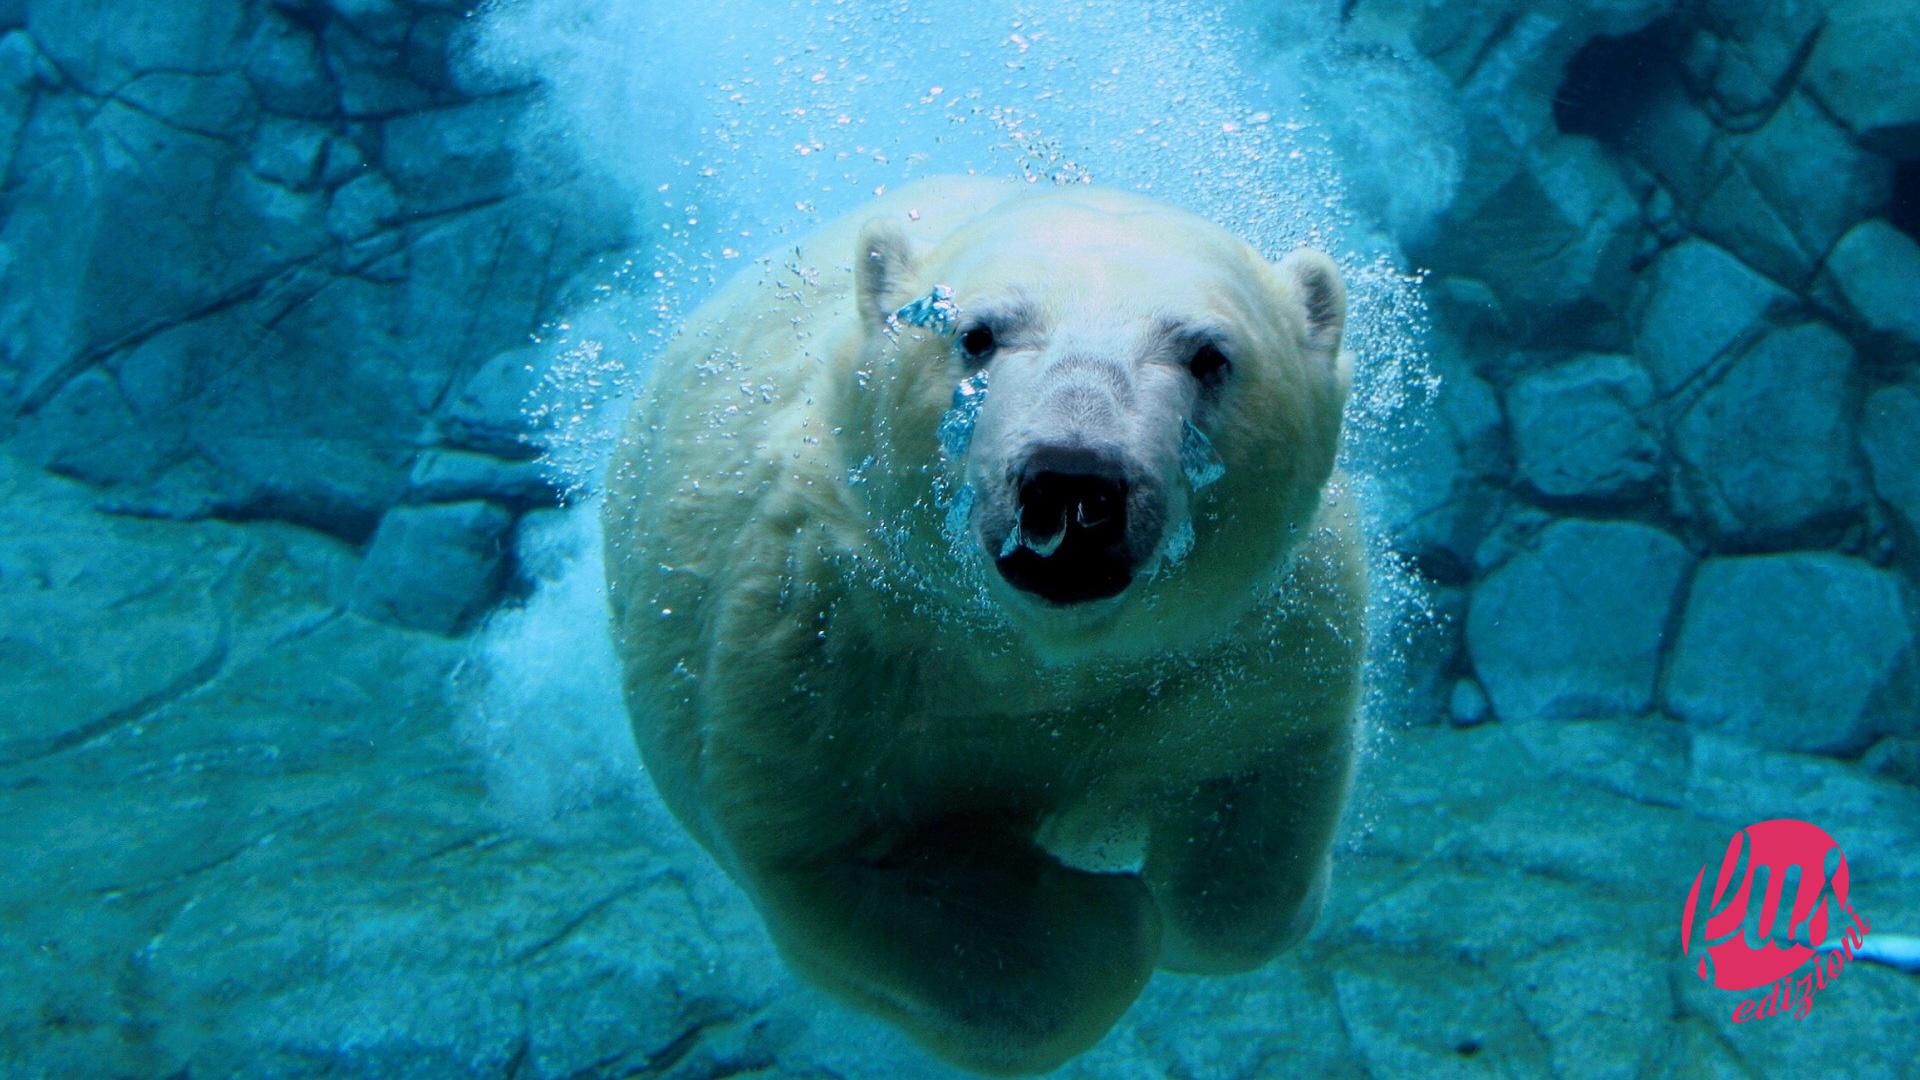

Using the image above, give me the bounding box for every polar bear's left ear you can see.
[855,218,918,329]
[1276,248,1347,368]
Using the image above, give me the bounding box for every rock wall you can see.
[1330,0,1920,773]
[0,0,633,633]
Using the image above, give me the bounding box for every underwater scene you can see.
[2,0,1918,1076]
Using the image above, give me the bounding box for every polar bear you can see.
[602,176,1363,1075]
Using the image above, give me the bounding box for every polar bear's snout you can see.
[966,334,1187,608]
[992,443,1162,605]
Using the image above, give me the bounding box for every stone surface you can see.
[1664,553,1919,754]
[1506,353,1660,503]
[1514,944,1670,1080]
[409,450,559,507]
[0,461,236,765]
[1428,134,1640,327]
[1692,92,1893,286]
[1448,677,1491,727]
[1685,733,1920,893]
[1613,56,1734,211]
[326,172,404,242]
[245,8,337,117]
[1687,0,1824,129]
[1819,220,1920,367]
[1467,519,1694,723]
[442,346,553,457]
[1863,385,1920,537]
[1669,322,1866,547]
[1628,239,1794,393]
[1804,0,1920,156]
[0,3,627,538]
[1503,715,1689,809]
[1864,735,1920,788]
[350,501,515,635]
[381,95,523,215]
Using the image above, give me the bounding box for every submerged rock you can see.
[1818,220,1920,368]
[326,172,404,243]
[1628,238,1793,392]
[409,450,558,508]
[1669,322,1866,547]
[1426,135,1640,328]
[1664,553,1919,754]
[1467,519,1693,723]
[26,3,251,86]
[11,368,185,489]
[1506,353,1660,504]
[1684,0,1824,129]
[0,521,231,765]
[248,116,333,189]
[1448,677,1491,727]
[1804,0,1920,156]
[381,94,526,216]
[1864,735,1920,788]
[442,347,553,458]
[350,501,516,635]
[0,0,625,544]
[1863,385,1920,537]
[6,1,1920,1074]
[1692,92,1893,286]
[244,7,337,117]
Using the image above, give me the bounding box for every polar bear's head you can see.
[853,187,1349,654]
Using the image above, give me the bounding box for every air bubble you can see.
[944,482,975,544]
[938,370,990,460]
[894,284,960,335]
[1180,420,1226,491]
[1163,518,1196,564]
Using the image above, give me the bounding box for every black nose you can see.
[995,451,1136,605]
[1017,471,1127,548]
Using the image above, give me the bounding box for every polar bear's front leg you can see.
[742,812,1161,1076]
[1142,732,1352,975]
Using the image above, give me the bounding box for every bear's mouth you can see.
[991,468,1137,605]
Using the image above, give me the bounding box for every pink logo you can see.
[1681,818,1870,1022]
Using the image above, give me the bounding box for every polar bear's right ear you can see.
[1276,248,1347,367]
[855,218,918,328]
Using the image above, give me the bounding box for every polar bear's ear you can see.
[1276,248,1347,367]
[855,218,918,328]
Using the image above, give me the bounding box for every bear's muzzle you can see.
[994,445,1154,605]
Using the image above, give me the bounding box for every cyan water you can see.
[2,0,1917,1076]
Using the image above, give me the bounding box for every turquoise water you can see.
[2,0,1917,1076]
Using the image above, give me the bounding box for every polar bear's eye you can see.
[960,325,997,360]
[1187,343,1231,388]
